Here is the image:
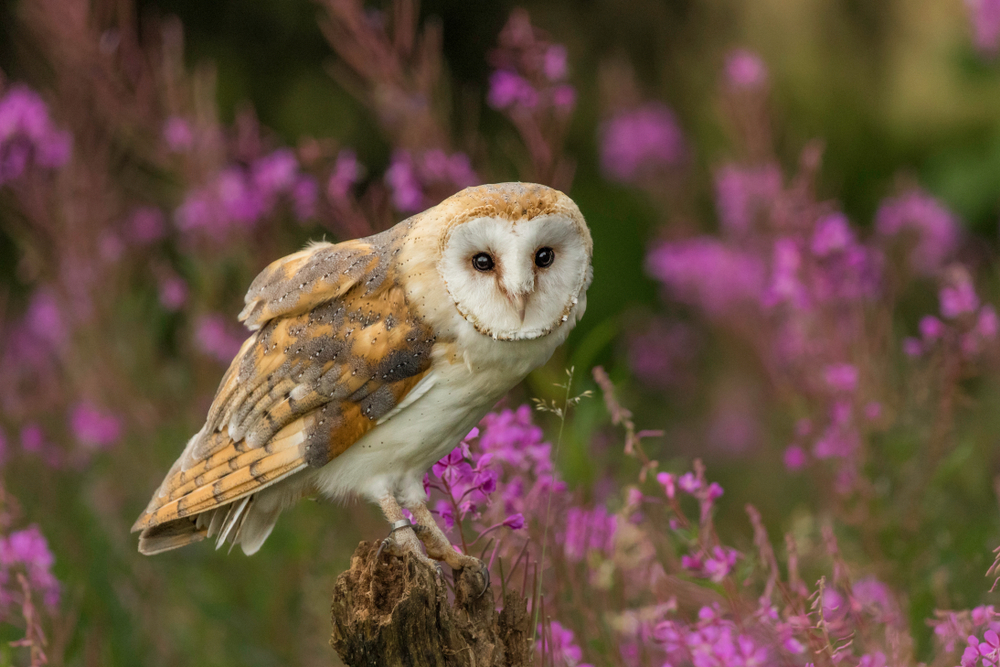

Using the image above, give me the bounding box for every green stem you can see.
[532,368,574,642]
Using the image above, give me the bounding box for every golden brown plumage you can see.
[133,224,436,553]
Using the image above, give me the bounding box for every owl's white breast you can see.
[308,299,580,506]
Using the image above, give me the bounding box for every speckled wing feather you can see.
[132,224,436,550]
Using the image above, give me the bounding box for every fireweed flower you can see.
[967,0,1000,56]
[0,525,60,611]
[784,445,807,471]
[157,274,188,311]
[875,189,960,275]
[543,44,568,81]
[824,363,859,393]
[0,85,72,184]
[291,176,318,221]
[646,238,765,317]
[940,275,980,319]
[326,149,362,201]
[599,103,685,183]
[487,70,538,110]
[724,49,769,89]
[714,163,782,235]
[176,149,308,236]
[562,506,617,562]
[69,403,122,450]
[811,212,854,256]
[194,314,245,365]
[538,621,589,667]
[384,149,478,213]
[162,116,194,152]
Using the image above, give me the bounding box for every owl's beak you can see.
[509,293,529,324]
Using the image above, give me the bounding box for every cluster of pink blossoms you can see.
[384,149,479,213]
[0,85,71,185]
[175,147,319,237]
[423,405,561,550]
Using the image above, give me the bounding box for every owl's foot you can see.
[374,520,442,576]
[410,524,491,599]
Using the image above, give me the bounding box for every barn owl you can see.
[132,182,592,579]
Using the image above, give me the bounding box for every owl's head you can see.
[434,183,593,341]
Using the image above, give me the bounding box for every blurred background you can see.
[2,0,1000,664]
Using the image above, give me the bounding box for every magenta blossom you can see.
[600,103,685,183]
[724,49,769,89]
[647,237,765,317]
[69,403,122,449]
[0,85,72,184]
[875,189,960,275]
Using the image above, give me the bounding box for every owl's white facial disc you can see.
[438,215,591,341]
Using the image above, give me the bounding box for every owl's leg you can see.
[407,502,490,596]
[376,494,429,562]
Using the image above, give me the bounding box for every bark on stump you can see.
[331,541,531,667]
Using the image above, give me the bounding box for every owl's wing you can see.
[133,229,437,553]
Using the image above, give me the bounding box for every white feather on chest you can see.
[309,311,574,505]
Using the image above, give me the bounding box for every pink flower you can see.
[0,85,72,183]
[977,306,999,339]
[487,70,537,109]
[656,472,676,499]
[763,238,808,309]
[646,238,765,317]
[784,445,807,471]
[20,424,45,454]
[968,0,1000,56]
[162,116,193,152]
[252,149,299,197]
[552,84,576,109]
[158,275,188,311]
[824,363,859,393]
[292,176,318,221]
[811,213,855,256]
[714,163,782,234]
[678,472,701,494]
[0,525,60,608]
[724,49,768,89]
[940,279,980,319]
[543,44,568,81]
[194,314,245,365]
[902,337,923,356]
[326,149,361,201]
[70,403,122,449]
[920,315,945,342]
[875,189,960,275]
[600,103,685,182]
[539,621,585,666]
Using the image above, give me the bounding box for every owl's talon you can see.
[457,557,491,599]
[375,536,402,561]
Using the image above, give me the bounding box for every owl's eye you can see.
[472,252,495,272]
[534,247,555,268]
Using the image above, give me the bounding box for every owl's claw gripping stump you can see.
[467,557,491,599]
[374,519,416,561]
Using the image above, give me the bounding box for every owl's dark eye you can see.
[535,247,555,268]
[472,252,495,272]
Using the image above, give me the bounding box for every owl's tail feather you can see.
[137,517,206,555]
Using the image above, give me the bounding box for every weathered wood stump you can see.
[330,541,531,666]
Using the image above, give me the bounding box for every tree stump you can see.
[330,541,532,667]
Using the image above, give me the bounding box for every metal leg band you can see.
[389,518,414,534]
